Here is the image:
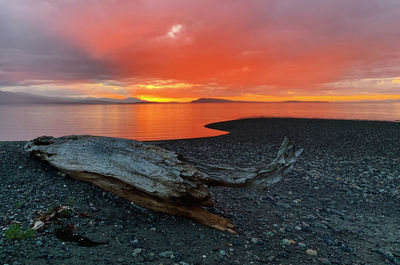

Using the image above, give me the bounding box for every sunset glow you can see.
[137,95,196,103]
[1,0,399,102]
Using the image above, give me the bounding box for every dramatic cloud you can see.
[0,0,399,101]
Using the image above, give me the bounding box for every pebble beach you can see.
[1,118,399,265]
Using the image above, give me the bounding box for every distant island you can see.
[191,97,329,103]
[191,98,240,103]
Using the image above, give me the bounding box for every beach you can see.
[1,118,399,264]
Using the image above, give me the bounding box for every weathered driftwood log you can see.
[25,135,302,233]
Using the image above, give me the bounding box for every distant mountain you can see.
[191,98,241,103]
[0,91,73,104]
[281,100,329,103]
[81,97,148,104]
[0,90,151,105]
[191,98,331,103]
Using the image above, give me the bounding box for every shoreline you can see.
[1,117,398,143]
[1,118,399,264]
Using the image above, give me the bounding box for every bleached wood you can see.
[187,137,303,188]
[25,135,301,232]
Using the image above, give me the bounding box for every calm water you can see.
[0,102,399,141]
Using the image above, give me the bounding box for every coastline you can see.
[1,118,399,264]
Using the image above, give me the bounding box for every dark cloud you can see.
[0,4,112,87]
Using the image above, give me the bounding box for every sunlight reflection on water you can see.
[0,102,399,141]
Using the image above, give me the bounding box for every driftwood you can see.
[25,135,302,233]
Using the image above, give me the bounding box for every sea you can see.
[0,102,399,141]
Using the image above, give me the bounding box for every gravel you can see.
[1,117,399,264]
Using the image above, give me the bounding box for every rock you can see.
[130,239,139,247]
[147,252,156,261]
[385,251,395,262]
[341,243,353,252]
[132,248,142,257]
[319,258,331,264]
[321,233,334,246]
[266,231,274,237]
[159,251,175,259]
[277,202,292,209]
[306,249,317,256]
[233,239,241,246]
[281,239,291,246]
[252,254,261,261]
[302,226,313,232]
[313,222,328,229]
[306,214,315,220]
[251,238,259,244]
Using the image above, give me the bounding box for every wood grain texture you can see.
[25,135,301,232]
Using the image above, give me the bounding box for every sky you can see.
[0,0,400,102]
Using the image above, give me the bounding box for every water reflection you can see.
[0,102,399,141]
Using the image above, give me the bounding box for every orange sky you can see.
[0,0,399,102]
